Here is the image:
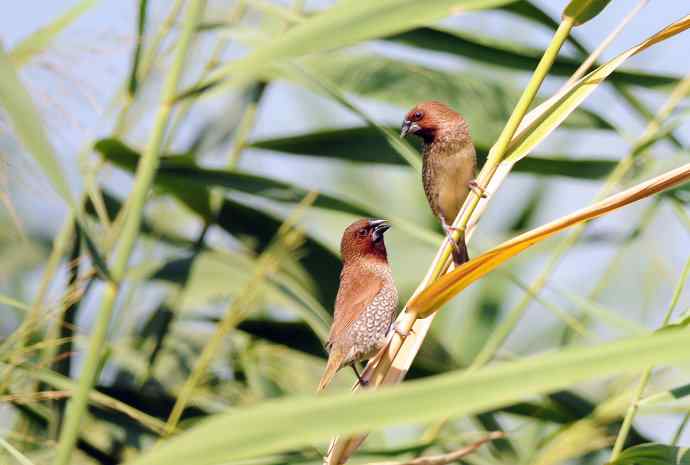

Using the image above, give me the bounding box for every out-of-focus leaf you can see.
[193,0,520,95]
[409,162,690,317]
[0,44,74,204]
[8,0,98,66]
[563,0,612,26]
[251,127,617,180]
[147,251,331,340]
[300,53,614,146]
[86,191,195,248]
[129,0,149,95]
[608,443,690,465]
[95,138,372,217]
[385,27,680,89]
[125,327,690,465]
[91,188,342,307]
[6,364,168,435]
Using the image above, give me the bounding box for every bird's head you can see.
[340,218,391,263]
[400,101,465,144]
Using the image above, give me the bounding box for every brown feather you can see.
[326,265,385,350]
[317,219,398,391]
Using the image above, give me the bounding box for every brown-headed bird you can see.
[400,101,484,265]
[317,219,398,392]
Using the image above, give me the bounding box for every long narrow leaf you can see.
[125,327,690,465]
[0,44,74,205]
[251,127,618,180]
[8,0,98,66]
[385,27,679,89]
[191,0,519,94]
[408,162,690,316]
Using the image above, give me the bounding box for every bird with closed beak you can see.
[317,219,398,392]
[401,101,484,265]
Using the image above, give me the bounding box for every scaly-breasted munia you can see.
[317,219,398,392]
[400,101,483,265]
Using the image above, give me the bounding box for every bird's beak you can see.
[400,120,420,138]
[369,219,391,242]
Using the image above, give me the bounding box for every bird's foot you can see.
[468,179,488,198]
[352,365,369,386]
[386,322,414,338]
[441,217,470,266]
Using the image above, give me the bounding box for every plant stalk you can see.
[326,16,575,465]
[51,2,205,464]
[470,70,690,370]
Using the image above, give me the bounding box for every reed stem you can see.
[52,2,206,464]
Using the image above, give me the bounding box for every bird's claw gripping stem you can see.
[392,322,414,338]
[468,179,488,198]
[441,217,470,266]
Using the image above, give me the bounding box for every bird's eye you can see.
[413,111,423,120]
[358,228,368,237]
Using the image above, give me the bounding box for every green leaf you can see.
[563,0,612,26]
[8,0,98,67]
[126,328,690,465]
[385,27,680,89]
[608,443,690,465]
[94,138,372,217]
[0,43,74,205]
[504,15,690,165]
[194,0,519,94]
[251,127,617,180]
[128,0,149,95]
[148,251,331,340]
[299,53,613,146]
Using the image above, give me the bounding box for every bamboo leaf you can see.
[8,0,98,66]
[0,438,35,465]
[193,0,519,94]
[408,163,690,317]
[563,0,612,26]
[125,327,690,465]
[0,44,74,205]
[385,27,680,89]
[251,127,617,179]
[608,443,690,465]
[296,53,614,146]
[94,138,373,217]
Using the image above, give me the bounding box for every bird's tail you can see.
[451,230,470,266]
[317,352,343,392]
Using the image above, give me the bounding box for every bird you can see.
[317,218,398,392]
[400,101,484,265]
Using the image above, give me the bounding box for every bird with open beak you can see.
[317,219,398,392]
[401,101,484,265]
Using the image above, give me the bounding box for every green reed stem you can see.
[430,17,575,278]
[51,2,206,464]
[470,71,690,370]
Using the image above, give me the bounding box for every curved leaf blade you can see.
[194,0,519,93]
[608,443,690,465]
[94,138,373,217]
[125,327,690,465]
[0,44,74,205]
[251,127,617,180]
[385,27,680,89]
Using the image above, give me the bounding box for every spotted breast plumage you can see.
[317,219,398,391]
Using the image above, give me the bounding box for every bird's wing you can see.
[326,267,384,348]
